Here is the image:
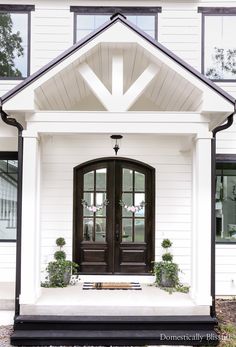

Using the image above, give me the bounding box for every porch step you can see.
[11,315,219,345]
[11,328,219,346]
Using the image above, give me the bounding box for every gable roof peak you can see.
[110,12,127,21]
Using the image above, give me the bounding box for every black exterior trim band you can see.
[198,7,236,14]
[0,5,35,12]
[70,6,162,14]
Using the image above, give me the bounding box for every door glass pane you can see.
[135,171,145,191]
[83,192,94,216]
[96,192,107,216]
[123,169,133,191]
[96,168,106,191]
[95,218,106,242]
[122,218,132,242]
[83,218,93,241]
[134,193,145,217]
[122,193,133,217]
[134,219,145,242]
[84,171,94,191]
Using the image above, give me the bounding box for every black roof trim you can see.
[70,6,162,14]
[198,7,236,14]
[0,5,35,12]
[1,14,235,106]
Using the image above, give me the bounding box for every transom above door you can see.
[73,158,155,274]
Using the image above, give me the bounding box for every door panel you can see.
[73,158,154,274]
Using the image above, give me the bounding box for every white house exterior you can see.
[0,0,236,345]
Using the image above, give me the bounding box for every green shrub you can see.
[56,237,66,249]
[54,250,66,261]
[162,252,173,262]
[161,239,172,249]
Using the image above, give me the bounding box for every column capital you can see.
[22,130,39,140]
[194,133,213,142]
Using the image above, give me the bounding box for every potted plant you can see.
[153,239,189,293]
[42,237,78,288]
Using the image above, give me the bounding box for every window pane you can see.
[216,167,236,242]
[84,171,94,191]
[96,192,106,216]
[134,219,145,242]
[0,13,28,78]
[83,218,93,241]
[122,218,132,242]
[136,16,155,30]
[83,192,94,216]
[123,169,133,191]
[96,168,106,191]
[75,13,156,42]
[0,160,17,240]
[95,218,106,242]
[94,15,109,27]
[122,192,132,217]
[134,193,145,217]
[205,16,236,79]
[135,171,145,191]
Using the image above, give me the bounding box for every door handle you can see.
[115,224,120,242]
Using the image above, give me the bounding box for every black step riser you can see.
[11,337,218,346]
[14,322,216,331]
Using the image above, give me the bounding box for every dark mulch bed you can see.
[216,298,236,325]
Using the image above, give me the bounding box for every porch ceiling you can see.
[34,43,203,112]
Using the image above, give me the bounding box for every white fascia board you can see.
[24,120,210,138]
[26,111,209,124]
[3,21,233,113]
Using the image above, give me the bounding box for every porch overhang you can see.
[0,14,235,130]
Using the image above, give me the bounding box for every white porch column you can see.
[191,136,212,306]
[20,133,41,304]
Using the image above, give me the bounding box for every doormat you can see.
[82,282,142,290]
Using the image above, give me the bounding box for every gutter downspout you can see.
[211,104,236,318]
[0,102,24,318]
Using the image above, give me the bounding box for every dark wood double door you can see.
[73,158,155,274]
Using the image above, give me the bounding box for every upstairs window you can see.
[216,155,236,243]
[70,7,161,42]
[199,7,236,81]
[0,5,34,79]
[0,153,18,242]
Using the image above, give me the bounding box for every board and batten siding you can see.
[40,134,192,284]
[216,120,236,296]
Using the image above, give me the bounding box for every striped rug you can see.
[82,282,142,290]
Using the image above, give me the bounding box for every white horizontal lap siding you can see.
[0,243,16,282]
[159,4,201,71]
[41,135,192,284]
[216,116,236,154]
[31,5,73,74]
[216,245,236,295]
[0,81,22,98]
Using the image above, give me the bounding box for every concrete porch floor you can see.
[20,283,210,316]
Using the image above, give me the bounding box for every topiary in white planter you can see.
[42,237,78,288]
[153,239,189,293]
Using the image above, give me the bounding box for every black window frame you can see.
[198,7,236,82]
[216,154,236,244]
[0,4,35,80]
[70,6,162,43]
[0,151,18,243]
